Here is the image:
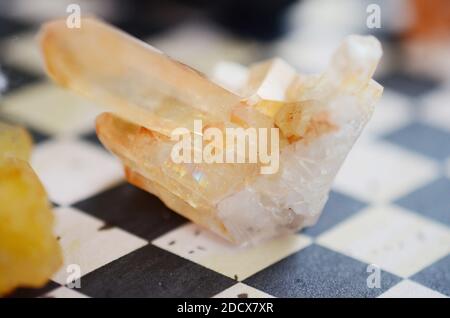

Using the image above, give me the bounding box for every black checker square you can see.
[244,244,401,298]
[383,122,450,161]
[302,191,367,237]
[0,64,41,95]
[395,177,450,226]
[411,254,450,297]
[78,244,236,298]
[81,130,104,149]
[74,183,188,241]
[377,71,440,98]
[0,15,32,39]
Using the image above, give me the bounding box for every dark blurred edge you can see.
[113,0,298,41]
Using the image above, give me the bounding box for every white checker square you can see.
[0,31,44,74]
[211,61,248,94]
[421,88,450,133]
[0,82,103,136]
[364,89,413,136]
[152,223,312,281]
[317,205,450,278]
[43,286,89,298]
[333,140,439,203]
[213,283,274,298]
[31,138,123,205]
[52,207,148,285]
[378,280,447,298]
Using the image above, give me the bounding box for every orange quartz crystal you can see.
[40,18,382,244]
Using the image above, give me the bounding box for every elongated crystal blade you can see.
[39,18,241,135]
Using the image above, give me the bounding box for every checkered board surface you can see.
[1,15,449,299]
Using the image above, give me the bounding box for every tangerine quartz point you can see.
[40,18,383,245]
[0,122,62,296]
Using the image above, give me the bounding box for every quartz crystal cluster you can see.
[0,122,62,296]
[40,18,383,245]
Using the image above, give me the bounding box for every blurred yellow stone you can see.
[0,123,61,296]
[0,122,33,161]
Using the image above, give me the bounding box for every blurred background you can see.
[0,0,449,78]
